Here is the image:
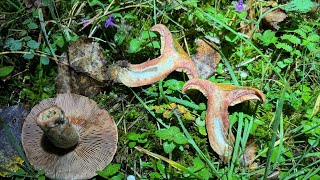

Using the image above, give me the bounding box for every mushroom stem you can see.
[36,106,79,149]
[182,79,265,160]
[109,24,198,87]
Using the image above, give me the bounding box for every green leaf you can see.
[4,38,22,51]
[163,79,184,91]
[88,0,104,7]
[192,157,205,171]
[128,141,136,148]
[196,117,205,127]
[163,141,176,153]
[198,126,207,136]
[155,126,181,141]
[114,32,126,45]
[276,43,293,52]
[293,29,307,39]
[199,168,212,180]
[281,34,301,44]
[155,128,171,140]
[150,172,161,179]
[0,66,14,77]
[40,56,49,65]
[256,30,278,46]
[173,132,188,144]
[141,31,157,39]
[284,0,314,13]
[97,164,121,178]
[277,61,286,69]
[307,33,320,42]
[53,35,65,48]
[128,38,142,53]
[157,160,166,177]
[27,39,40,49]
[128,132,140,141]
[22,19,31,25]
[27,22,38,29]
[110,173,125,180]
[146,41,160,49]
[123,14,138,20]
[23,52,34,60]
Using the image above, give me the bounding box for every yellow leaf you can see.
[177,105,187,114]
[163,110,173,119]
[167,103,177,109]
[183,111,196,121]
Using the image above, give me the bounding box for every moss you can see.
[0,156,24,177]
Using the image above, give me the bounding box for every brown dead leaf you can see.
[240,138,258,168]
[60,37,109,82]
[191,39,221,79]
[263,8,287,30]
[23,0,45,8]
[57,37,109,97]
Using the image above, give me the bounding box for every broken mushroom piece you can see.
[21,93,118,180]
[109,24,198,87]
[182,79,265,160]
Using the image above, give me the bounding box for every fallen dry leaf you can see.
[191,39,221,79]
[263,8,287,30]
[57,37,108,97]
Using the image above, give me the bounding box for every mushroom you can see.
[109,24,199,87]
[182,79,265,160]
[21,93,118,180]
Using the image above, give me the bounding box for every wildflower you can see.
[235,0,244,12]
[104,14,116,28]
[81,17,92,27]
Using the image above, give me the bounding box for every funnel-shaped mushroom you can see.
[182,79,265,160]
[21,93,118,180]
[109,24,198,87]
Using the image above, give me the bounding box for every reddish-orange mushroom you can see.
[182,79,265,160]
[109,24,198,87]
[21,93,118,180]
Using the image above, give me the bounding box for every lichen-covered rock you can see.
[0,104,28,177]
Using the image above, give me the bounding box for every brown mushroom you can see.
[109,24,198,87]
[21,93,118,180]
[182,79,265,160]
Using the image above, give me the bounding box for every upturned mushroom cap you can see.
[21,93,118,180]
[182,79,265,160]
[109,24,198,87]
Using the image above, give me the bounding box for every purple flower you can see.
[104,14,116,28]
[81,18,92,27]
[235,0,244,12]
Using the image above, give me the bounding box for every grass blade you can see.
[173,111,220,177]
[135,146,203,179]
[263,91,285,179]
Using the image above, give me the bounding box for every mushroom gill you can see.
[21,93,118,180]
[182,79,265,160]
[109,24,199,87]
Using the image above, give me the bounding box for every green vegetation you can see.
[1,0,319,179]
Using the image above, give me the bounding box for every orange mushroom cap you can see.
[182,79,265,160]
[110,24,198,87]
